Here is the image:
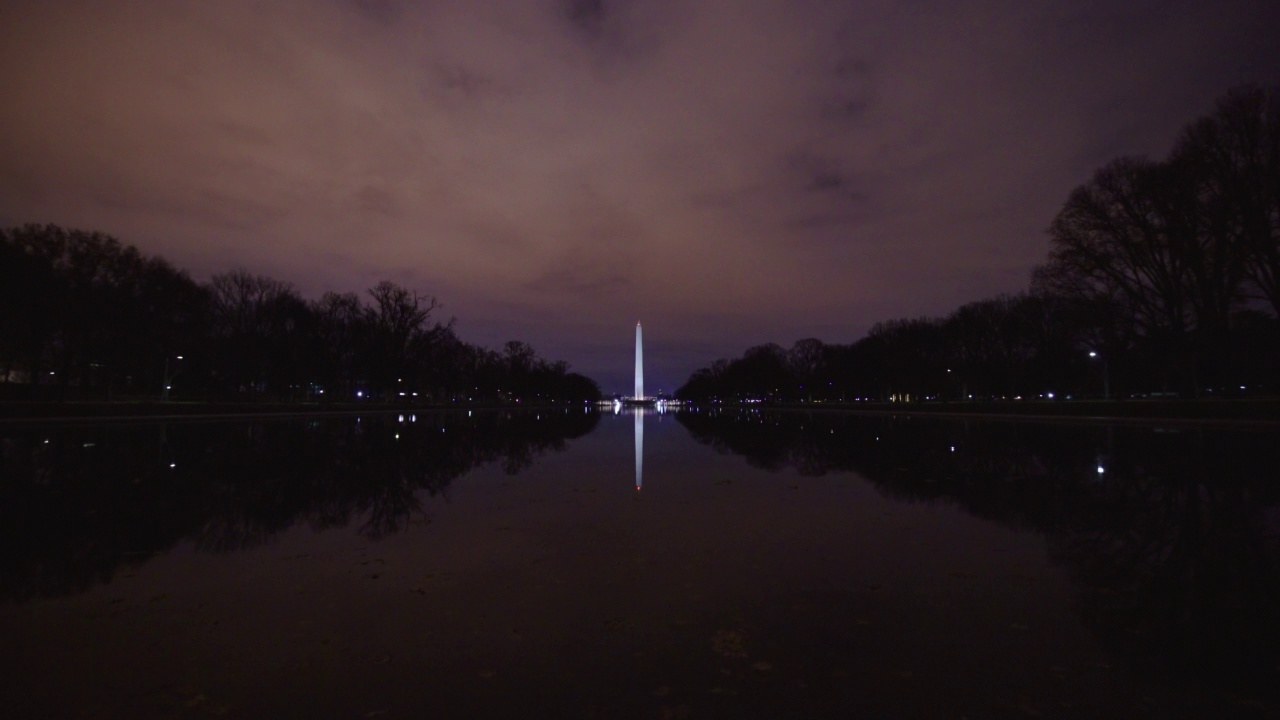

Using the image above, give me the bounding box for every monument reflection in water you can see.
[611,402,671,492]
[3,407,1279,718]
[636,407,643,490]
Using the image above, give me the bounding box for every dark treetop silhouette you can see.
[0,224,601,405]
[679,86,1280,404]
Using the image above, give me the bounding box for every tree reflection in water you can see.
[0,409,598,602]
[677,408,1280,698]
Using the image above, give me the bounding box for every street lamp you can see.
[1089,351,1110,400]
[162,354,184,401]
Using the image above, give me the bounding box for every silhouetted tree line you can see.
[677,409,1280,699]
[0,224,601,403]
[0,409,598,602]
[680,86,1280,403]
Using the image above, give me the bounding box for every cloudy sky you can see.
[2,0,1278,392]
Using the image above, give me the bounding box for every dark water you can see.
[1,408,1277,718]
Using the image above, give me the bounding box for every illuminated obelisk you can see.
[634,322,644,401]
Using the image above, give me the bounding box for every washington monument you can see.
[634,322,644,400]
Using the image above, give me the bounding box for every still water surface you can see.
[1,408,1277,718]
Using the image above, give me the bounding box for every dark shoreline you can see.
[0,400,567,424]
[3,398,1278,426]
[696,398,1280,426]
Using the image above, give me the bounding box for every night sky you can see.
[2,1,1278,393]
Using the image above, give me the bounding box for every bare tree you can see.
[362,281,451,397]
[1035,157,1196,341]
[1174,85,1280,317]
[206,269,305,394]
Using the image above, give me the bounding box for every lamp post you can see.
[162,355,184,401]
[1088,351,1109,400]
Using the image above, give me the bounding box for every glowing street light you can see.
[162,354,184,401]
[1088,351,1110,400]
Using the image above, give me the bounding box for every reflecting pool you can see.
[1,408,1277,718]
